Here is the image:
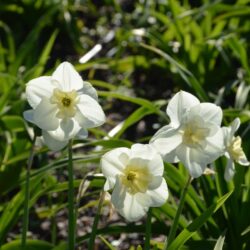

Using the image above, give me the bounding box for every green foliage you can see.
[1,239,53,250]
[0,0,249,249]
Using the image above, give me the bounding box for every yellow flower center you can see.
[228,136,245,161]
[182,122,210,147]
[62,97,71,107]
[50,88,79,119]
[121,165,152,194]
[127,172,136,181]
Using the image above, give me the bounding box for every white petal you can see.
[147,154,165,176]
[138,178,168,207]
[75,94,105,128]
[130,144,164,175]
[78,81,98,101]
[47,118,81,141]
[167,91,200,126]
[150,126,180,162]
[76,128,88,139]
[150,130,182,158]
[42,130,68,151]
[26,76,54,108]
[161,149,180,163]
[178,129,224,178]
[60,118,78,139]
[120,194,147,222]
[33,98,59,130]
[103,180,112,192]
[238,154,250,166]
[222,127,232,147]
[112,179,148,222]
[127,144,164,176]
[230,118,240,137]
[224,158,235,181]
[222,118,240,147]
[135,179,168,207]
[207,122,219,137]
[128,157,150,170]
[111,176,127,209]
[148,176,164,189]
[193,103,222,125]
[204,128,225,161]
[23,110,35,123]
[130,144,156,160]
[176,145,205,178]
[101,147,131,190]
[150,124,179,142]
[224,151,231,159]
[133,193,152,208]
[228,118,240,140]
[52,62,83,91]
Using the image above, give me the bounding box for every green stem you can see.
[144,208,152,250]
[68,139,76,249]
[48,193,57,245]
[164,175,192,249]
[21,135,37,248]
[88,191,105,250]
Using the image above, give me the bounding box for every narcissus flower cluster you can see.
[23,62,105,150]
[100,91,248,221]
[23,64,249,222]
[150,91,249,180]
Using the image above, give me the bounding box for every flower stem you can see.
[68,139,76,249]
[88,191,105,250]
[21,135,37,249]
[144,208,152,250]
[164,175,192,249]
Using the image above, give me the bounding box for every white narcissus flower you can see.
[101,144,169,222]
[150,91,224,178]
[23,62,105,150]
[222,118,249,181]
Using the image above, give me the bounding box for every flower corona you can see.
[150,91,224,178]
[101,144,169,222]
[50,89,79,119]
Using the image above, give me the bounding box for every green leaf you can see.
[140,43,208,101]
[109,55,149,72]
[85,138,133,148]
[77,222,167,243]
[0,21,15,64]
[30,29,59,78]
[0,175,44,243]
[227,36,250,75]
[0,164,22,195]
[1,115,26,132]
[168,190,233,250]
[214,6,250,21]
[51,242,67,250]
[89,79,117,91]
[1,239,53,250]
[114,106,156,139]
[213,234,225,250]
[98,91,158,111]
[98,235,116,250]
[164,163,206,213]
[9,6,59,74]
